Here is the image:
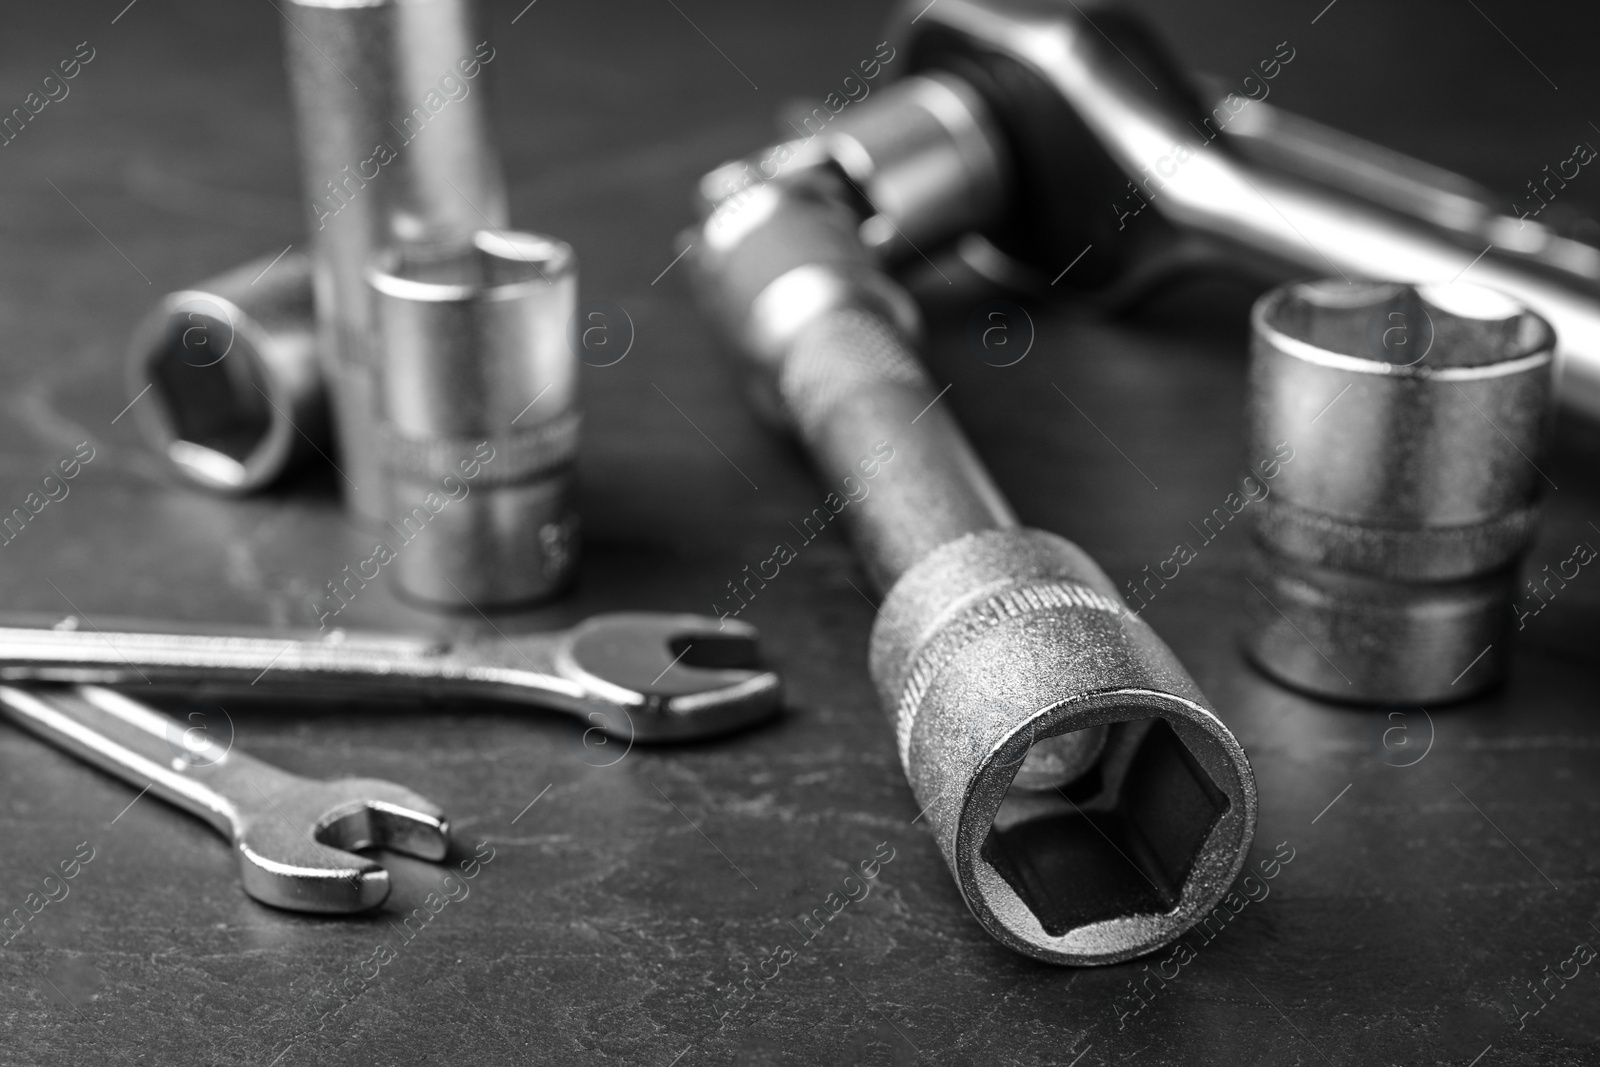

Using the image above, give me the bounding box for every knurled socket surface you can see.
[1245,279,1556,703]
[367,230,579,608]
[871,529,1256,966]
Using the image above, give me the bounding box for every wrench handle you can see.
[0,623,567,704]
[0,684,292,839]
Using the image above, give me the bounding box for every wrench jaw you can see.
[316,785,451,864]
[233,835,391,915]
[552,613,783,743]
[233,783,451,914]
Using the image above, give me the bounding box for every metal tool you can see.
[0,613,780,743]
[283,0,507,518]
[125,251,325,494]
[689,177,1256,965]
[159,0,1600,498]
[704,0,1600,422]
[1244,280,1556,703]
[368,229,580,607]
[0,683,448,913]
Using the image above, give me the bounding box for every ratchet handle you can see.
[0,684,285,838]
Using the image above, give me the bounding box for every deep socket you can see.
[282,0,507,518]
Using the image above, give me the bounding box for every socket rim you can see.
[366,230,576,306]
[955,687,1258,966]
[126,289,298,495]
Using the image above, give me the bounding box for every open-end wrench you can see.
[0,684,449,913]
[0,613,780,743]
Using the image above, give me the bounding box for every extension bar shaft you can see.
[785,310,1016,590]
[690,181,1257,966]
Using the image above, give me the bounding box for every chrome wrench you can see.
[0,683,449,913]
[0,613,781,743]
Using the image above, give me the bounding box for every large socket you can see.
[1244,280,1557,703]
[367,230,579,608]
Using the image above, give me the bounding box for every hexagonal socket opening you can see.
[148,312,270,480]
[981,718,1230,935]
[1268,279,1547,369]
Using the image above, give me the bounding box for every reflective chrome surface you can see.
[0,684,449,913]
[0,613,782,743]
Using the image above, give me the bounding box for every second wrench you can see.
[0,684,450,914]
[0,614,779,743]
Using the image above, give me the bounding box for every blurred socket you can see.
[367,229,580,609]
[126,251,325,495]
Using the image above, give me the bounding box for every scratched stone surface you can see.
[1,1,1599,1064]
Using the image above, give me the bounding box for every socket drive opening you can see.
[981,718,1230,936]
[147,311,272,490]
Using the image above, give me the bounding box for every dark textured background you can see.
[2,0,1600,1064]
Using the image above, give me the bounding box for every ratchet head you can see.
[547,613,783,743]
[234,775,449,914]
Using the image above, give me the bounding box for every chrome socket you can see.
[1244,279,1557,703]
[366,230,580,608]
[871,528,1256,966]
[283,0,507,519]
[125,251,325,494]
